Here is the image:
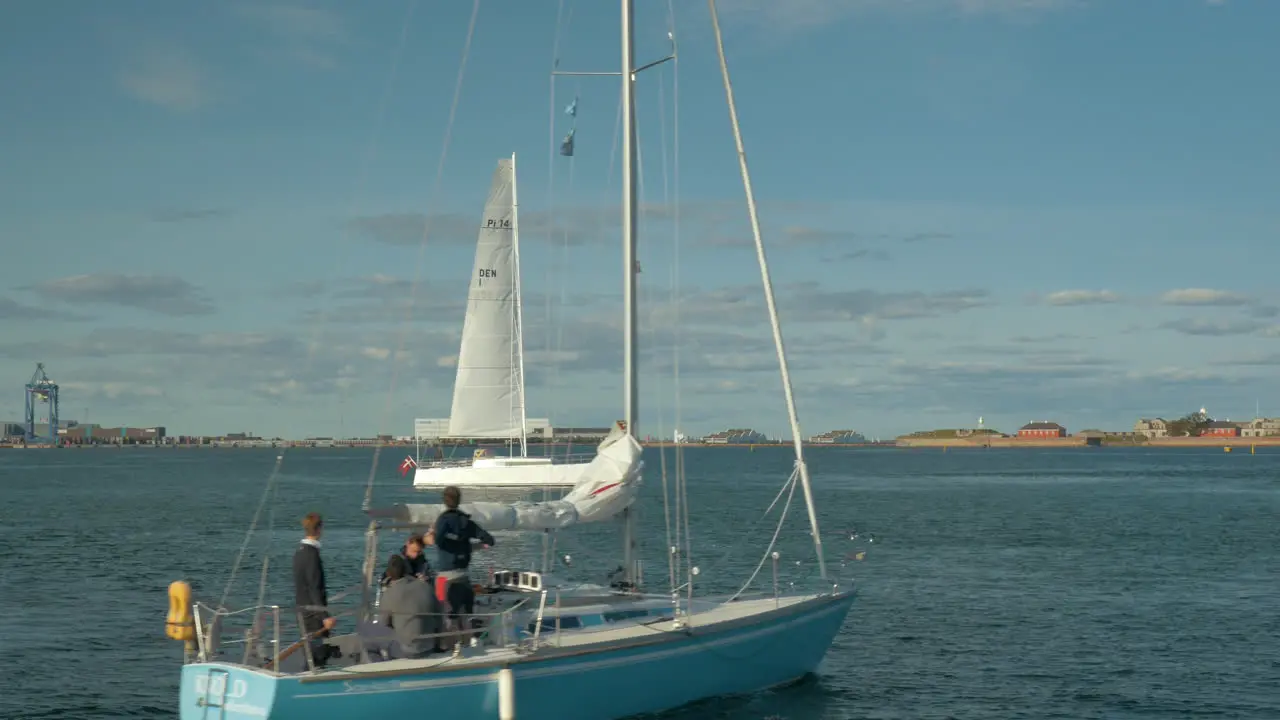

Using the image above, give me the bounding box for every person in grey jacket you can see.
[377,555,442,658]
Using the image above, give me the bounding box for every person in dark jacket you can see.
[433,486,494,642]
[293,512,337,665]
[379,533,431,586]
[403,533,431,578]
[433,487,495,574]
[377,555,443,658]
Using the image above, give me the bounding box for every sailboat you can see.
[172,2,855,718]
[412,155,591,490]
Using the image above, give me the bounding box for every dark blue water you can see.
[1,447,1277,719]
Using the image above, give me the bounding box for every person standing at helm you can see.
[433,486,495,644]
[293,512,337,665]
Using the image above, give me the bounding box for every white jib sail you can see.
[448,157,524,439]
[382,423,643,530]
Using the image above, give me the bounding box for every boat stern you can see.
[180,663,279,719]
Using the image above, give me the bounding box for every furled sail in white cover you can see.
[448,157,524,439]
[372,423,643,530]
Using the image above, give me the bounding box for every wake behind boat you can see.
[412,155,590,491]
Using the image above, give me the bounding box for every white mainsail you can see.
[382,423,642,530]
[447,157,525,440]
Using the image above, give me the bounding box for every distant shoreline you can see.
[4,438,1277,450]
[892,436,1280,448]
[0,441,885,450]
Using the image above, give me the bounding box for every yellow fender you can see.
[166,580,195,642]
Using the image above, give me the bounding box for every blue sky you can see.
[3,0,1279,440]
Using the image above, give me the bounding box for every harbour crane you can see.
[24,362,59,444]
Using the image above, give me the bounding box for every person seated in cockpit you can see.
[377,555,443,658]
[380,532,433,585]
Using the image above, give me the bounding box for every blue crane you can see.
[24,362,59,445]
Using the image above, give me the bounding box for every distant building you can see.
[1239,418,1280,438]
[703,428,767,444]
[1080,428,1141,438]
[57,425,167,445]
[547,427,612,442]
[809,429,867,444]
[1133,418,1169,438]
[1017,421,1066,438]
[1201,420,1240,438]
[413,418,552,441]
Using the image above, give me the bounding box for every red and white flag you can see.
[399,456,418,476]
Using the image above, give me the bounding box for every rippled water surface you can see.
[1,446,1277,719]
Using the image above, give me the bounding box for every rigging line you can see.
[707,0,827,580]
[547,0,582,463]
[364,0,483,512]
[255,461,279,607]
[304,0,421,382]
[545,0,565,465]
[549,78,583,465]
[246,470,278,644]
[605,83,625,189]
[652,67,677,596]
[218,453,286,610]
[728,465,799,603]
[635,118,673,593]
[663,0,693,604]
[547,149,576,462]
[540,0,565,560]
[633,79,648,565]
[218,0,420,601]
[702,464,796,571]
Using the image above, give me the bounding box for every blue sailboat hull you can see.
[179,592,855,719]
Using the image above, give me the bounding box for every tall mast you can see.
[620,0,639,585]
[707,0,827,580]
[511,152,529,458]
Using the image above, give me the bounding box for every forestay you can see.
[448,158,525,439]
[372,423,643,530]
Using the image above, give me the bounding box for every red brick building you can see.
[1018,421,1067,438]
[1200,421,1240,438]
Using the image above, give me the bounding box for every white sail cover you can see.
[377,423,643,530]
[448,158,524,439]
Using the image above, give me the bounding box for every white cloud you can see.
[716,0,1072,32]
[27,273,215,316]
[1159,288,1250,306]
[234,4,346,69]
[60,381,165,400]
[235,4,344,40]
[1158,318,1265,337]
[1044,289,1120,306]
[116,45,213,111]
